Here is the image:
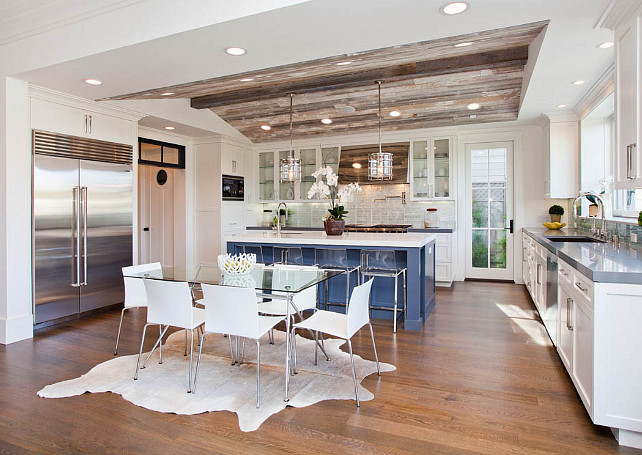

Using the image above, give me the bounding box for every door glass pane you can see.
[489,188,506,228]
[490,230,507,269]
[279,150,295,200]
[412,140,429,198]
[472,188,488,228]
[300,148,317,199]
[259,152,274,200]
[163,146,179,165]
[433,139,450,197]
[472,230,489,268]
[140,142,161,162]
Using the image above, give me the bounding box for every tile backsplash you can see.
[574,216,642,250]
[261,183,456,228]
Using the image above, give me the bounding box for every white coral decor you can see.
[218,253,256,275]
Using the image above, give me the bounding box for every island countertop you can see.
[227,231,437,248]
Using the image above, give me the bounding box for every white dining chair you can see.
[291,278,380,407]
[193,284,285,408]
[116,262,162,355]
[134,279,205,393]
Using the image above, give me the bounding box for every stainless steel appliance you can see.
[33,130,133,325]
[543,252,558,346]
[222,175,244,201]
[344,224,412,233]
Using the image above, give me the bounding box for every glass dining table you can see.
[124,263,344,402]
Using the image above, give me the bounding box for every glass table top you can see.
[124,264,343,294]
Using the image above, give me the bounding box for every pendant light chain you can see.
[368,80,393,180]
[279,92,301,184]
[378,81,382,153]
[289,92,294,159]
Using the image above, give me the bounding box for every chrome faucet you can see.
[276,202,288,236]
[573,192,606,238]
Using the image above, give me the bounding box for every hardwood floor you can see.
[1,281,640,454]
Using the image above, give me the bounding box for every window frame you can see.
[138,137,185,169]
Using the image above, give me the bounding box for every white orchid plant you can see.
[307,166,362,220]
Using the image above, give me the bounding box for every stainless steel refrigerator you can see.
[33,130,133,324]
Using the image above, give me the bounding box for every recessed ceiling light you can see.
[261,125,271,131]
[469,114,477,119]
[467,103,481,110]
[84,79,102,85]
[556,104,568,108]
[321,118,333,124]
[390,111,401,117]
[225,47,246,56]
[454,42,473,47]
[239,78,254,82]
[336,61,352,66]
[572,80,586,85]
[164,126,175,130]
[597,41,614,49]
[161,92,174,96]
[440,2,470,15]
[352,163,362,169]
[341,106,356,114]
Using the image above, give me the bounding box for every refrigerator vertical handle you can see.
[82,186,88,285]
[72,186,81,287]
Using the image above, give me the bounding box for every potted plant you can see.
[549,204,565,223]
[307,166,362,235]
[638,210,642,227]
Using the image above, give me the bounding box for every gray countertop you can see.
[523,227,642,284]
[247,226,455,233]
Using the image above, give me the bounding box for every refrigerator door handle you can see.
[72,186,81,287]
[82,186,88,286]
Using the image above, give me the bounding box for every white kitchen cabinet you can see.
[542,113,579,198]
[557,282,574,372]
[435,233,454,286]
[221,142,243,176]
[410,137,453,200]
[258,151,276,202]
[573,294,594,414]
[534,248,546,315]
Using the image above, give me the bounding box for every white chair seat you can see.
[257,301,288,316]
[258,315,285,337]
[293,310,349,339]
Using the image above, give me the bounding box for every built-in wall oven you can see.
[222,175,244,201]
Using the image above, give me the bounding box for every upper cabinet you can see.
[542,113,579,199]
[410,136,453,200]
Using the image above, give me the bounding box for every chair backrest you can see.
[347,279,374,338]
[273,264,319,311]
[315,248,348,269]
[121,262,162,309]
[273,246,304,265]
[361,249,397,271]
[143,279,194,328]
[239,245,264,263]
[201,284,261,339]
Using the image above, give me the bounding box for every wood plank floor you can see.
[1,281,640,454]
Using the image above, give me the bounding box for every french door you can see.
[465,141,514,280]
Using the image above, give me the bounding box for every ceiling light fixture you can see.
[390,111,401,117]
[261,125,271,131]
[440,1,470,15]
[161,92,174,96]
[321,118,333,124]
[336,61,352,66]
[369,81,393,181]
[240,77,254,82]
[467,103,481,110]
[454,42,473,47]
[341,105,356,114]
[225,47,246,56]
[572,80,586,85]
[279,93,301,184]
[84,79,102,85]
[556,104,568,108]
[352,163,362,169]
[164,126,175,130]
[597,41,614,49]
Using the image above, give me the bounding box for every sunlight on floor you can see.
[495,303,550,347]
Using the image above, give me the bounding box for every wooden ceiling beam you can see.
[190,47,529,109]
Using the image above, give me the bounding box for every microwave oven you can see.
[222,175,244,201]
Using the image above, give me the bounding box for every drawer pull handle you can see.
[566,298,573,331]
[574,282,587,294]
[559,268,568,277]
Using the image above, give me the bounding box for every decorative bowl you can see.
[217,253,256,275]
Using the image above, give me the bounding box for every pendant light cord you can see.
[377,81,382,153]
[289,93,294,158]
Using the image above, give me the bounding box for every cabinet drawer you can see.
[558,259,573,287]
[435,243,451,262]
[571,271,594,308]
[435,262,452,282]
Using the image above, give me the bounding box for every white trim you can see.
[0,313,33,345]
[575,66,615,120]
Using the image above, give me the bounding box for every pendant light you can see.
[279,93,301,183]
[368,80,393,180]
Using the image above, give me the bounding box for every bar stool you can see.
[315,248,360,310]
[273,246,304,265]
[360,249,407,333]
[238,244,264,263]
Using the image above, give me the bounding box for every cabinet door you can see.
[258,151,275,201]
[535,256,546,314]
[84,111,134,144]
[411,140,430,199]
[31,98,86,137]
[278,150,296,201]
[573,297,594,414]
[299,148,318,200]
[221,144,243,176]
[432,137,451,198]
[558,284,574,372]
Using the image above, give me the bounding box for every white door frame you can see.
[464,140,514,280]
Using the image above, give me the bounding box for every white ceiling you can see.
[14,0,615,136]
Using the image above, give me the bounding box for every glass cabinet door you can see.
[321,146,340,174]
[278,150,295,200]
[412,140,430,198]
[258,151,275,201]
[432,138,450,198]
[299,148,317,200]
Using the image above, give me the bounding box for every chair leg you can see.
[268,329,274,345]
[193,333,206,394]
[229,334,236,365]
[347,339,360,407]
[368,322,381,376]
[292,329,298,374]
[184,330,188,356]
[188,329,194,393]
[114,307,127,356]
[256,340,261,408]
[134,324,150,380]
[314,330,318,366]
[159,325,163,364]
[142,325,169,369]
[240,338,246,364]
[393,275,398,333]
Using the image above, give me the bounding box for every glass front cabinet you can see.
[410,136,453,200]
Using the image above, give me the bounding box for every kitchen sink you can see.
[544,236,606,243]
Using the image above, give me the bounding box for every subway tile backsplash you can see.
[261,183,456,229]
[574,216,642,250]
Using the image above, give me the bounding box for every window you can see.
[138,138,185,168]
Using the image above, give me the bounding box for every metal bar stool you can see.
[315,248,360,310]
[273,246,304,265]
[237,244,264,263]
[360,249,407,333]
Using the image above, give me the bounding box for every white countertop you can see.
[227,231,436,248]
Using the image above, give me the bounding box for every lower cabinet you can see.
[557,282,574,371]
[435,233,454,286]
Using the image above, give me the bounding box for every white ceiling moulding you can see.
[595,0,642,30]
[573,64,615,119]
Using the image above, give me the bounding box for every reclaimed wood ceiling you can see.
[108,21,548,143]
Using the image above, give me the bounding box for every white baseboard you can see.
[0,313,33,344]
[612,428,642,449]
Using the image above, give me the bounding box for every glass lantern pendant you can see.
[368,81,393,181]
[279,93,301,184]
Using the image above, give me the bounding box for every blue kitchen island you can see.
[227,231,436,330]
